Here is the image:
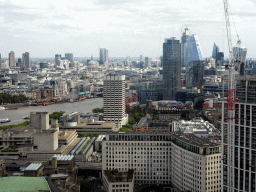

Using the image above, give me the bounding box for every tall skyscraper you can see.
[181,27,190,67]
[222,75,256,192]
[65,53,74,62]
[140,55,143,61]
[100,48,109,64]
[145,57,152,68]
[163,37,181,100]
[103,75,128,128]
[9,51,15,67]
[22,52,30,68]
[55,54,61,67]
[186,34,204,66]
[212,43,220,59]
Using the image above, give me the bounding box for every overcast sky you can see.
[0,0,255,58]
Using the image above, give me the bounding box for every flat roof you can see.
[0,177,51,192]
[25,163,43,171]
[58,130,76,140]
[172,133,220,148]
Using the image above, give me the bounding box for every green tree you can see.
[49,112,64,119]
[181,108,195,119]
[92,108,104,113]
[128,118,135,125]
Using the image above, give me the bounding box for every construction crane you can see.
[223,0,241,191]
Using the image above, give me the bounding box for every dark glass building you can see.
[163,37,181,100]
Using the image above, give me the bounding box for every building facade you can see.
[102,132,221,192]
[65,53,74,62]
[22,52,30,68]
[222,75,256,192]
[9,51,15,67]
[186,34,204,67]
[163,37,181,100]
[145,57,152,68]
[103,75,128,128]
[181,27,190,67]
[100,48,109,64]
[186,60,205,89]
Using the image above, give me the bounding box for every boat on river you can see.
[0,118,11,123]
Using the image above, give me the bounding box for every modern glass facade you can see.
[181,27,189,67]
[186,60,205,88]
[186,34,204,67]
[163,37,181,100]
[212,43,220,59]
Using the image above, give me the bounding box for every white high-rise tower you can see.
[103,75,128,128]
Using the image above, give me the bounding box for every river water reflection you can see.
[0,98,103,125]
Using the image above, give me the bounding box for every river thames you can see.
[0,98,103,125]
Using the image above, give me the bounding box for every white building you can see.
[102,132,221,192]
[103,75,128,128]
[172,118,220,139]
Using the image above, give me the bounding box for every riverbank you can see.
[0,98,103,126]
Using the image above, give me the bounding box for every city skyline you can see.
[0,0,255,58]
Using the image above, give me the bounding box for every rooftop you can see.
[0,177,51,192]
[52,154,74,161]
[25,163,43,171]
[172,133,220,148]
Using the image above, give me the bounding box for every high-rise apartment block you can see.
[9,51,15,67]
[65,53,74,62]
[100,48,109,64]
[145,57,152,68]
[181,27,190,67]
[22,52,30,68]
[103,75,128,128]
[163,37,181,100]
[102,132,221,192]
[222,75,256,192]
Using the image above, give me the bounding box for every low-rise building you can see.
[103,169,134,192]
[24,163,44,177]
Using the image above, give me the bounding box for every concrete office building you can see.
[9,51,15,67]
[102,132,221,192]
[100,48,109,64]
[22,52,30,68]
[32,112,59,151]
[103,75,128,128]
[222,75,256,192]
[163,37,181,100]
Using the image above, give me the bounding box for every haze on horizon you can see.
[0,0,255,59]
